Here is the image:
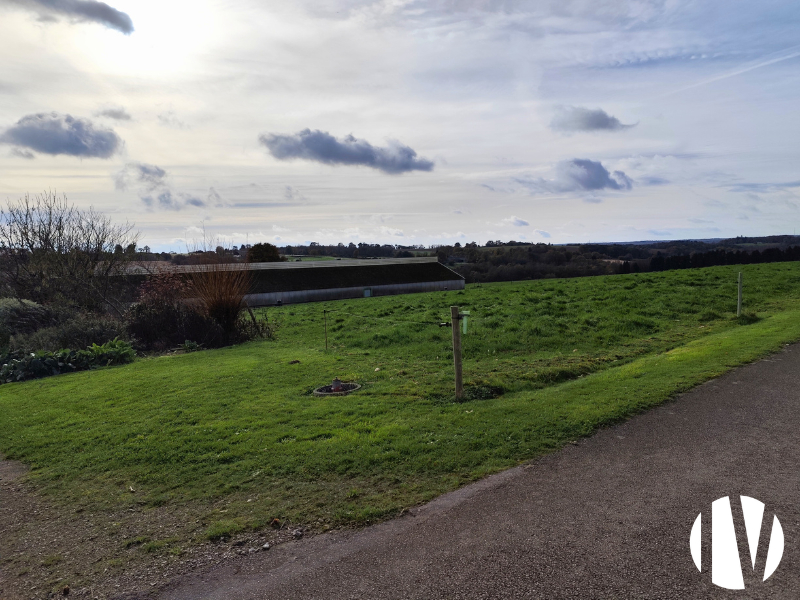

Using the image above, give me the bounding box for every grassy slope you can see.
[2,262,800,542]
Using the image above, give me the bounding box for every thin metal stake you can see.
[324,309,328,350]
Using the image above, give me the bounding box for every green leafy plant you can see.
[87,337,137,365]
[0,338,135,384]
[179,340,201,352]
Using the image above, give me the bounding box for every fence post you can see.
[451,306,463,399]
[737,272,743,317]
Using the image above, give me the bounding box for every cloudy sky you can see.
[1,0,798,251]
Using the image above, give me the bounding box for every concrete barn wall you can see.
[244,279,465,307]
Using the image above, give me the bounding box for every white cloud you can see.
[502,216,529,227]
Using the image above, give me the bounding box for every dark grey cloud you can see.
[141,190,206,211]
[259,129,434,174]
[558,159,633,191]
[95,107,132,121]
[0,112,121,158]
[515,159,633,195]
[115,162,168,192]
[550,107,636,133]
[11,0,134,34]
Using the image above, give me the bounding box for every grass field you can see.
[2,262,800,548]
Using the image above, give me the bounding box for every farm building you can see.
[131,257,465,306]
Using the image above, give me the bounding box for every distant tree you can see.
[248,242,283,263]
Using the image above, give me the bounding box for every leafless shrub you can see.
[0,191,139,315]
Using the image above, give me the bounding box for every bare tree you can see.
[0,191,140,315]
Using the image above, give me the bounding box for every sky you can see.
[0,0,799,251]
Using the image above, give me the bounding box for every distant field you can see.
[2,262,800,549]
[286,255,338,261]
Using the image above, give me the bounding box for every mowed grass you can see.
[2,262,800,541]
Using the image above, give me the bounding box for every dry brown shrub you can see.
[189,263,251,342]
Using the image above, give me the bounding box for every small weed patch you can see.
[123,536,150,549]
[205,520,246,542]
[41,555,62,567]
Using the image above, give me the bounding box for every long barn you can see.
[133,257,465,306]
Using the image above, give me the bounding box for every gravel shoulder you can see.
[0,458,301,600]
[159,342,800,600]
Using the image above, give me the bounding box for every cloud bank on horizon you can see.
[9,0,134,34]
[260,129,434,175]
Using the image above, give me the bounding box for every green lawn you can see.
[2,262,800,542]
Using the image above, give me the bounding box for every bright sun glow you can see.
[71,0,225,78]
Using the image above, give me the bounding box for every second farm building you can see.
[245,257,465,306]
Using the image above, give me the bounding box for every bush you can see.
[125,301,225,351]
[0,338,135,385]
[0,298,57,335]
[9,313,126,353]
[125,271,275,352]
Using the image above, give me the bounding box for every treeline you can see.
[438,240,800,284]
[280,242,423,259]
[441,244,617,283]
[649,246,800,271]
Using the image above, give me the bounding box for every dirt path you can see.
[158,343,800,599]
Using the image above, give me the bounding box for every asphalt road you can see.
[161,343,800,599]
